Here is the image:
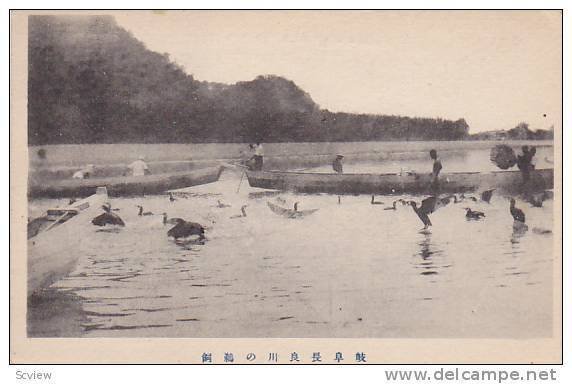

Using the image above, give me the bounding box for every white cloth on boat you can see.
[128,159,149,176]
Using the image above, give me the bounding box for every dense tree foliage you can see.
[28,15,471,145]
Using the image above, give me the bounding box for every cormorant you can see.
[92,204,125,227]
[162,213,182,226]
[408,201,432,229]
[459,193,478,202]
[465,208,485,220]
[384,200,397,210]
[481,189,495,203]
[167,219,205,241]
[371,195,384,205]
[137,205,153,216]
[230,205,248,219]
[509,198,526,223]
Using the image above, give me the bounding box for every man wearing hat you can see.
[332,155,344,174]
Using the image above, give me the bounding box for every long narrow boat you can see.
[28,187,109,296]
[28,166,224,198]
[247,168,554,195]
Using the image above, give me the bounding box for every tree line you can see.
[28,15,471,145]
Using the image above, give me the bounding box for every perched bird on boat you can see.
[481,189,495,203]
[371,195,384,205]
[162,213,182,226]
[230,205,248,219]
[509,198,526,223]
[167,219,205,241]
[465,208,485,220]
[137,205,153,216]
[92,204,125,227]
[169,193,176,202]
[216,199,231,208]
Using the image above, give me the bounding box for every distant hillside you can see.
[28,15,470,145]
[469,122,554,141]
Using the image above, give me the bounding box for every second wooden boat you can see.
[247,168,554,195]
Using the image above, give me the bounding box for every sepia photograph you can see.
[10,9,562,364]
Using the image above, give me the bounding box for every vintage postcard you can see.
[10,10,562,364]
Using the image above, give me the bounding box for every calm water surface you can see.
[28,149,554,338]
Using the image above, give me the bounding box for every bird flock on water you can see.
[369,187,552,234]
[89,184,552,245]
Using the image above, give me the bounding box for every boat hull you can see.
[28,189,108,295]
[28,166,224,198]
[247,168,554,195]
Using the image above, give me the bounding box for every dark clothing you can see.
[253,155,263,171]
[432,159,442,179]
[430,159,442,194]
[332,159,343,174]
[517,151,535,184]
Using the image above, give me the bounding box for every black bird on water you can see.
[459,193,477,202]
[137,205,153,216]
[371,195,384,205]
[407,195,452,230]
[408,201,432,229]
[481,189,495,203]
[167,219,205,241]
[162,213,182,225]
[92,204,125,227]
[216,199,231,208]
[230,205,248,219]
[509,198,526,223]
[465,208,485,220]
[383,199,405,210]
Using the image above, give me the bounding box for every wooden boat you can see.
[266,201,319,218]
[247,168,554,195]
[28,166,224,198]
[28,187,109,296]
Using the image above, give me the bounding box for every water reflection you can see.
[413,232,447,277]
[511,222,529,245]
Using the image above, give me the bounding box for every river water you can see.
[27,147,555,338]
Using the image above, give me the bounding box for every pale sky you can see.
[114,10,561,133]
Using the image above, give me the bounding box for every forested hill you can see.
[28,15,470,145]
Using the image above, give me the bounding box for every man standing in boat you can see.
[517,145,536,185]
[429,149,442,193]
[128,155,150,176]
[253,142,264,171]
[332,154,344,174]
